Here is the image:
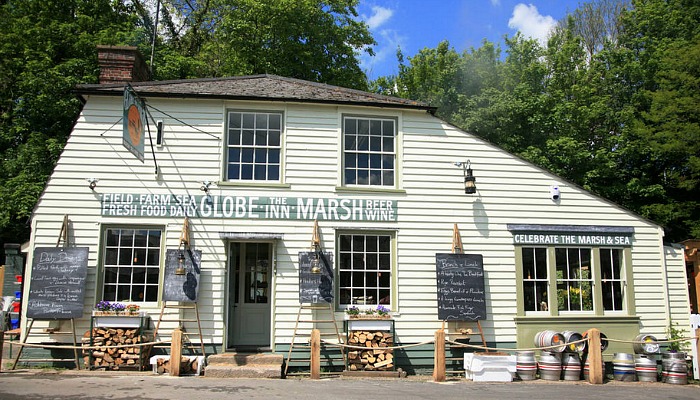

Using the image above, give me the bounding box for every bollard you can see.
[585,328,604,384]
[433,329,446,382]
[170,328,182,376]
[310,329,320,380]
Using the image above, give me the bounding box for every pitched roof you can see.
[75,74,436,113]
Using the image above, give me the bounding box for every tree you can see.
[0,0,139,249]
[151,0,375,89]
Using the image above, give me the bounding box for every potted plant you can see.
[92,301,145,327]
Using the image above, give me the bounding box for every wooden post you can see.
[585,328,603,384]
[433,329,446,382]
[170,328,183,377]
[310,329,321,380]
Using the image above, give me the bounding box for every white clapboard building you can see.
[20,46,692,374]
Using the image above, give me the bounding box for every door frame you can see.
[225,239,277,351]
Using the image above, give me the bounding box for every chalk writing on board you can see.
[27,247,89,319]
[163,249,202,302]
[299,251,333,303]
[435,253,486,321]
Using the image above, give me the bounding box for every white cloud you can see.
[365,6,394,30]
[359,5,403,79]
[507,3,556,45]
[490,0,501,6]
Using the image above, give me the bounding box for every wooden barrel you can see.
[534,330,566,353]
[632,334,659,354]
[516,351,537,381]
[561,352,582,381]
[538,351,561,381]
[613,353,636,382]
[634,354,658,382]
[662,352,687,385]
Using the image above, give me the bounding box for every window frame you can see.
[98,225,165,304]
[224,109,284,183]
[336,230,396,310]
[341,115,398,189]
[516,246,633,317]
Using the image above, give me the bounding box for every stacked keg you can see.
[632,334,659,382]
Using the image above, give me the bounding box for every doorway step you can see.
[204,353,283,378]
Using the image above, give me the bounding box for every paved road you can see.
[0,370,698,400]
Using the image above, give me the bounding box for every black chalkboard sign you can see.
[163,249,202,302]
[27,247,89,319]
[299,251,333,303]
[435,253,486,321]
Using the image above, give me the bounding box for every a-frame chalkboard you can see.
[26,247,89,319]
[298,251,333,303]
[163,249,202,302]
[435,253,486,321]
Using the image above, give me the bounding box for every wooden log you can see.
[310,329,321,380]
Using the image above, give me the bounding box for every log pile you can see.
[347,330,394,371]
[153,356,201,375]
[82,328,149,370]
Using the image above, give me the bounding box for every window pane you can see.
[338,233,393,307]
[229,113,241,129]
[101,228,162,304]
[227,111,283,182]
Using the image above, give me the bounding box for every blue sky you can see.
[356,0,583,79]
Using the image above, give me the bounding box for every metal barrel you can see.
[613,353,636,382]
[632,334,659,354]
[534,330,566,353]
[562,330,585,353]
[516,351,538,381]
[634,354,658,382]
[538,351,561,381]
[561,352,582,381]
[582,354,605,381]
[581,331,608,352]
[661,352,687,385]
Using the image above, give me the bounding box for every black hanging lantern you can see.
[464,163,477,194]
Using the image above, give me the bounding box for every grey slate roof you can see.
[75,74,436,113]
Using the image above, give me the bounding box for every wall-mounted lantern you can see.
[454,160,477,194]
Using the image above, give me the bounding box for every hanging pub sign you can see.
[123,86,146,162]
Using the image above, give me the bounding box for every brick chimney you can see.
[97,45,150,84]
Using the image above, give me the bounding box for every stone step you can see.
[207,352,284,366]
[204,353,284,378]
[204,364,283,378]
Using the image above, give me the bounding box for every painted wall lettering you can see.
[101,194,397,222]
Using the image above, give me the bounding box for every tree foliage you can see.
[379,0,700,241]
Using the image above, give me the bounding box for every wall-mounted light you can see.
[175,250,186,275]
[453,161,477,194]
[200,180,212,193]
[87,178,99,190]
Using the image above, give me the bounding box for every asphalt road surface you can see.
[0,370,698,400]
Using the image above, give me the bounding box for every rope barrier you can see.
[320,338,435,351]
[5,339,170,351]
[444,337,590,353]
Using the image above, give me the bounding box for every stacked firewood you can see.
[82,328,149,370]
[153,356,201,375]
[347,330,394,371]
